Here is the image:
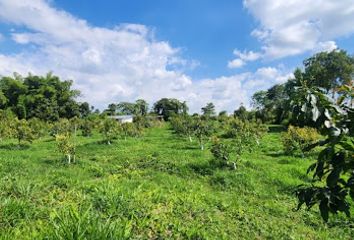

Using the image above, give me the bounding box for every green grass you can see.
[0,124,353,239]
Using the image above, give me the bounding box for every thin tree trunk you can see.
[68,154,71,164]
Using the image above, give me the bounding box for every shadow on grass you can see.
[268,125,286,133]
[266,151,287,158]
[178,145,201,151]
[188,162,214,176]
[273,179,298,195]
[0,143,30,150]
[43,138,55,142]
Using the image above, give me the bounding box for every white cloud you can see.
[228,49,261,68]
[243,67,294,90]
[243,0,354,59]
[228,58,245,68]
[313,41,338,53]
[0,0,294,113]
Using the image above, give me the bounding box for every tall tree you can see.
[302,50,354,98]
[116,102,136,115]
[0,73,81,121]
[201,102,216,118]
[153,98,187,120]
[135,99,149,116]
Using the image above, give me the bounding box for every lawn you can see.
[0,124,353,239]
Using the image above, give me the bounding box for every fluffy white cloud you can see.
[228,58,245,68]
[243,67,294,90]
[228,49,261,68]
[0,0,293,113]
[243,0,354,59]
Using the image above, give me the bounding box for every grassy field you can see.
[0,124,353,239]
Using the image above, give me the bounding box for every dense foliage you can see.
[0,73,91,121]
[153,98,188,120]
[252,50,354,124]
[281,125,320,156]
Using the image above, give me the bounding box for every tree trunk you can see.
[189,136,192,142]
[67,154,71,164]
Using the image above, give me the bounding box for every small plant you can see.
[56,134,76,164]
[192,117,214,150]
[13,119,35,145]
[28,118,48,138]
[0,110,15,142]
[223,118,267,144]
[121,122,142,140]
[99,118,120,145]
[70,116,81,137]
[281,125,320,156]
[50,118,72,137]
[210,138,236,169]
[81,118,95,137]
[170,115,195,142]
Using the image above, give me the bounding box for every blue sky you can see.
[0,0,354,113]
[53,0,259,78]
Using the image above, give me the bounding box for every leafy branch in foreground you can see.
[292,83,354,222]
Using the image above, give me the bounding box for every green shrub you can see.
[223,118,267,149]
[99,118,121,145]
[13,119,35,145]
[281,125,320,156]
[170,115,195,142]
[81,118,95,137]
[0,110,15,142]
[56,133,76,164]
[28,118,49,138]
[210,138,235,169]
[50,118,72,137]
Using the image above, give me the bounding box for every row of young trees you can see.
[170,112,268,169]
[168,49,353,222]
[0,109,162,163]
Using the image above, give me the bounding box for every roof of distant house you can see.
[108,115,134,120]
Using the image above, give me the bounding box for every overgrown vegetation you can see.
[0,49,353,238]
[281,125,320,156]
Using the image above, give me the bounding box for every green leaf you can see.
[319,200,329,222]
[312,106,320,122]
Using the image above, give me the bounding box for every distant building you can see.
[108,115,134,123]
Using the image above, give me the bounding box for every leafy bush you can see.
[81,118,95,137]
[223,118,267,144]
[50,118,72,137]
[281,125,320,156]
[28,118,49,138]
[170,115,195,142]
[13,119,35,145]
[121,122,142,140]
[210,138,235,169]
[56,133,76,164]
[99,118,121,145]
[0,110,15,142]
[192,117,214,150]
